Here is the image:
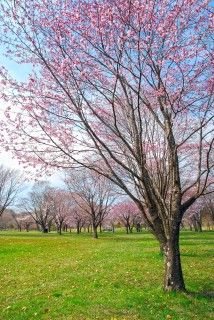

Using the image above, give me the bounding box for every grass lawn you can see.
[0,231,213,320]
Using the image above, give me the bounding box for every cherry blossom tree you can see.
[21,213,34,232]
[0,0,213,291]
[11,211,23,232]
[12,211,34,232]
[182,200,204,231]
[111,201,142,234]
[66,204,88,234]
[65,169,116,238]
[202,194,214,229]
[182,193,214,231]
[104,209,119,233]
[49,189,72,235]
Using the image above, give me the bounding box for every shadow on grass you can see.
[186,290,214,299]
[110,236,156,242]
[181,251,214,258]
[0,232,74,238]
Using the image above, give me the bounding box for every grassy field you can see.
[0,231,213,320]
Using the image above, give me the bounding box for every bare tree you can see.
[22,182,54,233]
[0,165,24,217]
[65,169,116,238]
[11,211,23,232]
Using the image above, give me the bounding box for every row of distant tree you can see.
[1,203,214,234]
[0,165,213,237]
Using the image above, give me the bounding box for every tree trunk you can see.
[126,225,129,234]
[160,242,165,255]
[93,225,98,239]
[163,228,185,292]
[197,221,202,232]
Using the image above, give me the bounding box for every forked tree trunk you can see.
[163,227,185,292]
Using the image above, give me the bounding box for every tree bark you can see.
[163,228,185,292]
[126,225,129,234]
[93,225,98,239]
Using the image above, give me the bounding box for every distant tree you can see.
[111,201,142,234]
[21,213,34,232]
[190,212,203,232]
[183,200,203,232]
[0,165,24,217]
[66,204,88,234]
[11,211,23,232]
[202,194,214,229]
[65,169,116,238]
[22,182,53,233]
[50,189,71,235]
[183,194,214,231]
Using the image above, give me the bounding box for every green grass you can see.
[0,231,213,320]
